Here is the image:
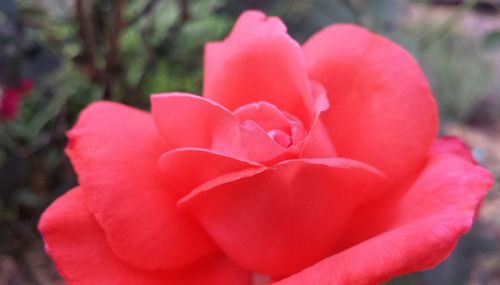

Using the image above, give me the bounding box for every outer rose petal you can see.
[66,102,216,270]
[203,11,313,124]
[38,188,251,285]
[431,136,475,163]
[179,158,386,277]
[274,154,493,285]
[303,24,438,182]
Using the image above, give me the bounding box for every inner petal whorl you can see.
[234,101,306,147]
[267,129,292,148]
[232,101,307,163]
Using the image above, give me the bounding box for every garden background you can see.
[1,0,500,284]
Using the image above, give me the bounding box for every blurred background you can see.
[0,0,499,284]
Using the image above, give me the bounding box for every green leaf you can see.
[483,30,500,50]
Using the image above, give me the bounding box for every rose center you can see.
[234,101,306,154]
[267,129,293,148]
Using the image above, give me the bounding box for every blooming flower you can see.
[0,79,33,119]
[39,11,493,285]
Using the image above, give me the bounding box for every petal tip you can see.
[235,10,286,33]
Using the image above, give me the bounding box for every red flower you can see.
[38,11,493,285]
[0,79,33,119]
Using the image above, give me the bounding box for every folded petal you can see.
[274,154,493,285]
[299,82,336,158]
[66,101,216,270]
[158,147,264,197]
[152,94,293,163]
[179,158,385,277]
[303,24,438,181]
[38,188,251,285]
[238,120,290,163]
[233,102,304,139]
[203,10,313,124]
[151,93,239,152]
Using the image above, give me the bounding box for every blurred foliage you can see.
[483,29,500,49]
[422,31,492,122]
[0,0,499,284]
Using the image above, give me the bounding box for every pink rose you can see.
[39,11,493,285]
[0,79,33,119]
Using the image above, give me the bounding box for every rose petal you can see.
[303,24,438,181]
[203,10,313,124]
[179,158,386,277]
[158,147,264,197]
[151,93,239,152]
[38,188,251,285]
[152,94,297,163]
[238,120,290,163]
[233,101,301,136]
[299,82,336,158]
[66,101,216,270]
[274,154,493,285]
[431,136,475,163]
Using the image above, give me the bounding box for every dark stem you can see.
[128,0,159,26]
[75,0,101,82]
[125,0,191,105]
[178,0,190,22]
[104,0,125,100]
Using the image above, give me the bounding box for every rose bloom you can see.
[0,79,33,119]
[39,11,493,285]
